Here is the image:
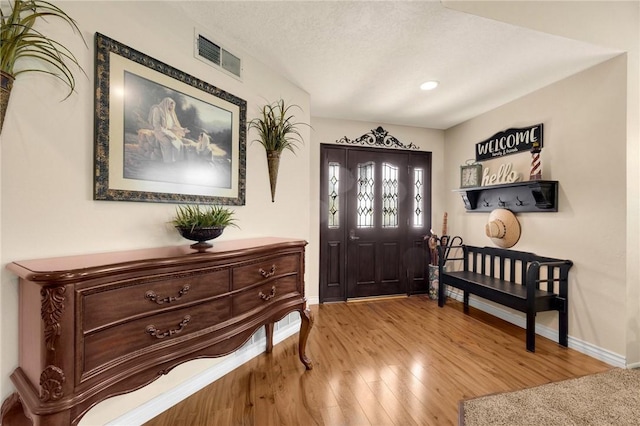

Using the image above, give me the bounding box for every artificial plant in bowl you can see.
[247,99,310,202]
[171,204,238,252]
[0,0,87,133]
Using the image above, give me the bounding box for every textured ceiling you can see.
[170,1,620,129]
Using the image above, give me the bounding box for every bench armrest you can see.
[531,259,574,268]
[526,259,573,300]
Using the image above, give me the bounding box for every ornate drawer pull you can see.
[259,265,277,278]
[259,286,276,301]
[145,285,190,305]
[145,315,191,339]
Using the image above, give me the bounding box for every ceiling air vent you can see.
[196,33,242,79]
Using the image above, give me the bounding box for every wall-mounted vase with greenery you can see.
[248,99,309,202]
[0,0,86,133]
[171,204,238,252]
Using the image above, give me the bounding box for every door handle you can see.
[349,229,360,241]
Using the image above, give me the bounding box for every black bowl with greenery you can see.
[171,205,238,252]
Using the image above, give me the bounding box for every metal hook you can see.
[483,199,490,207]
[498,197,506,207]
[516,196,524,206]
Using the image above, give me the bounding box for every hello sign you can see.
[475,123,543,161]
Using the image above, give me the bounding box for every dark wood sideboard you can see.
[1,237,313,426]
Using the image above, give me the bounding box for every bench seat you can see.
[443,271,563,312]
[437,244,573,352]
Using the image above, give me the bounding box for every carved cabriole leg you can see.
[1,392,32,426]
[298,308,314,370]
[11,286,71,426]
[9,368,75,426]
[265,322,274,353]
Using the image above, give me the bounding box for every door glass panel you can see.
[413,168,424,227]
[382,162,399,228]
[328,162,340,229]
[357,162,375,228]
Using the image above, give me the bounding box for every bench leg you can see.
[463,291,469,313]
[526,311,536,352]
[438,283,445,307]
[559,310,568,347]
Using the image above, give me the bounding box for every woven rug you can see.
[460,368,640,425]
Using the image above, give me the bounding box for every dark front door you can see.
[319,144,432,302]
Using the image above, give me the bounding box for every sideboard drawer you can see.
[232,276,300,315]
[82,296,231,377]
[82,268,230,331]
[232,253,299,290]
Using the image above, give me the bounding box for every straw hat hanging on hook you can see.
[485,208,521,248]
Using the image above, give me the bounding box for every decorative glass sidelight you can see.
[328,162,340,228]
[382,163,399,228]
[413,168,424,227]
[357,162,375,228]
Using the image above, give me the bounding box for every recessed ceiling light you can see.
[420,80,439,91]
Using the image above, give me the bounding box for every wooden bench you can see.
[437,244,573,352]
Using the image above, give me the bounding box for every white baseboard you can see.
[445,290,626,368]
[106,317,302,426]
[626,360,640,369]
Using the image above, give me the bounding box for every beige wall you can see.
[445,56,627,357]
[445,0,640,367]
[0,1,311,423]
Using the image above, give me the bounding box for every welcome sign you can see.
[475,124,543,161]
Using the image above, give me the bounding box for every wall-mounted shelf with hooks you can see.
[455,180,558,212]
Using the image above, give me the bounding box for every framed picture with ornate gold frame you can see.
[94,33,246,205]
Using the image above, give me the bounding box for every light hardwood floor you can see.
[144,297,611,426]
